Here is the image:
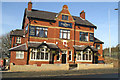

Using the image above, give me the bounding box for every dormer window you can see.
[16,37,21,44]
[62,15,68,20]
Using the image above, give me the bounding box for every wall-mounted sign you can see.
[29,26,35,36]
[59,21,72,28]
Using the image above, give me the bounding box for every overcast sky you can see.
[1,2,118,49]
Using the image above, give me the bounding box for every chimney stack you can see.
[80,10,85,19]
[28,1,32,11]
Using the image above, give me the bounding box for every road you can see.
[1,73,119,80]
[1,68,119,80]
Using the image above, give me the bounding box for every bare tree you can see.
[0,33,11,58]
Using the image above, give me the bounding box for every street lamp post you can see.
[108,8,118,57]
[108,9,111,57]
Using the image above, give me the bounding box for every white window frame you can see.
[16,37,21,44]
[30,47,50,61]
[69,51,72,61]
[60,29,70,39]
[76,49,92,62]
[16,51,24,59]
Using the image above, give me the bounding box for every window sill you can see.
[30,59,49,61]
[69,60,73,62]
[79,41,94,42]
[76,60,92,62]
[16,58,24,59]
[35,36,48,38]
[57,60,60,61]
[16,43,21,44]
[59,38,70,40]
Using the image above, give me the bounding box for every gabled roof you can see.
[94,37,104,44]
[9,43,27,51]
[73,45,98,52]
[27,9,57,21]
[10,29,27,37]
[22,8,97,29]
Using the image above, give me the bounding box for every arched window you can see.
[30,46,50,61]
[76,48,93,61]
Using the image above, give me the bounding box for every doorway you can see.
[51,54,55,64]
[62,54,66,64]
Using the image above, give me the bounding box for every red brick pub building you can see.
[9,2,104,66]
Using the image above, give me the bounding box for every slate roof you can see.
[9,43,27,51]
[94,37,104,44]
[28,42,59,49]
[10,29,27,37]
[23,9,97,29]
[73,45,98,52]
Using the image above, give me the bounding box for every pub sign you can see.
[29,26,35,36]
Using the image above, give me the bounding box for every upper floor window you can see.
[16,51,24,59]
[62,15,68,20]
[89,33,94,42]
[36,27,48,38]
[80,32,88,41]
[16,37,21,44]
[60,29,70,39]
[96,45,100,49]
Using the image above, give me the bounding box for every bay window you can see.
[76,49,92,61]
[30,47,50,61]
[60,29,70,39]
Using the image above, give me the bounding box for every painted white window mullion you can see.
[88,51,89,60]
[81,51,83,60]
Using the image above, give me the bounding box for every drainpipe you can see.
[74,24,76,64]
[27,17,31,65]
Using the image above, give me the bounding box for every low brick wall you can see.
[77,64,113,70]
[10,63,69,72]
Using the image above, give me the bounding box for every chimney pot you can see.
[28,1,32,11]
[62,5,68,10]
[80,10,85,19]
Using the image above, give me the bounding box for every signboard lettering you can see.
[29,26,35,36]
[59,21,72,28]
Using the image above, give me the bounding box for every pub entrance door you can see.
[62,50,67,64]
[62,54,66,64]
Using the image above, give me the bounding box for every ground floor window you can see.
[16,51,24,59]
[76,49,92,61]
[30,47,50,61]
